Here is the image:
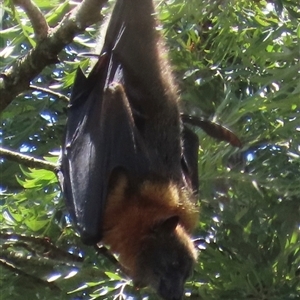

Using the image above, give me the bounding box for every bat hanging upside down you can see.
[58,0,200,299]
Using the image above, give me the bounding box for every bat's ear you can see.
[158,216,180,233]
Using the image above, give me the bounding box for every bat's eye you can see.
[171,261,179,268]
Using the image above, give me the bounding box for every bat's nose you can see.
[158,280,184,300]
[165,293,183,300]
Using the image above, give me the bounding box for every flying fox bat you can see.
[58,0,241,299]
[59,1,198,299]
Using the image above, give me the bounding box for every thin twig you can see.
[0,258,60,291]
[0,147,57,172]
[94,245,120,267]
[30,84,70,102]
[0,232,83,263]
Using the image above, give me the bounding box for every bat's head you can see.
[133,216,197,300]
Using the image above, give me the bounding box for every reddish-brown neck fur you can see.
[102,175,198,276]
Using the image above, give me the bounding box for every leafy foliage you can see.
[1,0,299,299]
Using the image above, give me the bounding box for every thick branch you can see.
[0,147,57,172]
[0,0,108,113]
[12,0,49,41]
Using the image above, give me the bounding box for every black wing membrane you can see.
[59,65,149,244]
[181,127,199,193]
[58,0,199,245]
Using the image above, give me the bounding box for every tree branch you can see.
[0,147,57,172]
[0,259,60,291]
[0,0,108,113]
[0,232,83,263]
[30,85,70,102]
[12,0,49,41]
